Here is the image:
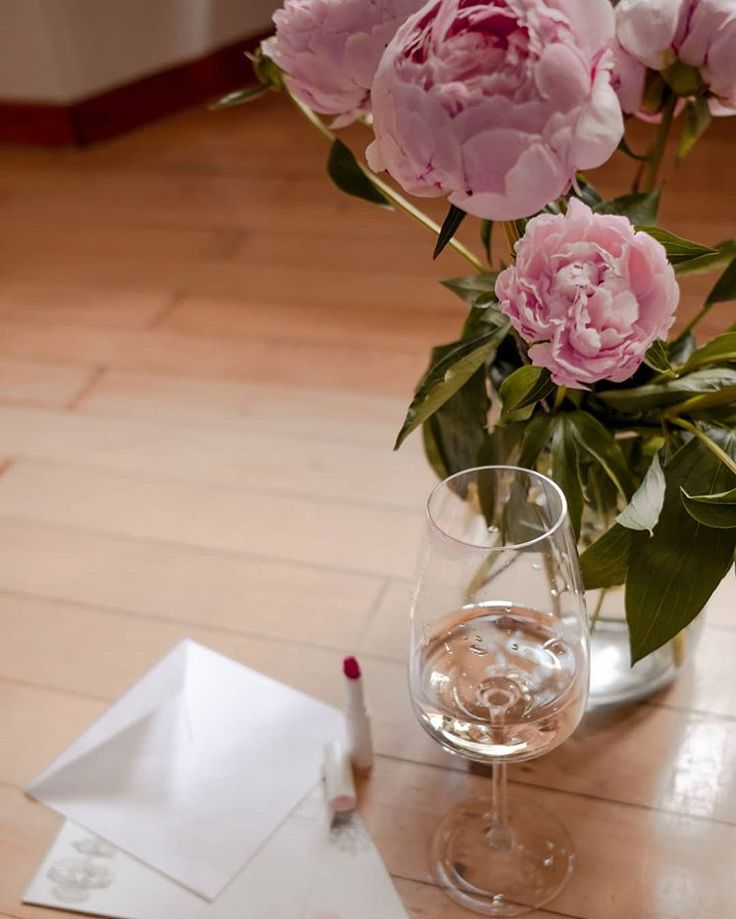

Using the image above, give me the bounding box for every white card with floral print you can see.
[24,784,408,919]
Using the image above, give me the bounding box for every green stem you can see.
[679,300,717,338]
[464,547,522,604]
[672,629,687,667]
[669,417,736,476]
[553,386,567,410]
[502,221,520,260]
[642,93,677,193]
[289,93,485,273]
[663,384,736,419]
[589,588,609,632]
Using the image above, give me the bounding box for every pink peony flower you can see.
[495,199,679,388]
[610,40,647,115]
[270,0,425,123]
[366,0,624,221]
[616,0,736,114]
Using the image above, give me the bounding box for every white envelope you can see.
[26,640,344,900]
[24,785,410,919]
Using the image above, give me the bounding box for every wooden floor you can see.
[0,94,735,919]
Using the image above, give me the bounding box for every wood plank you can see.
[0,404,433,509]
[159,291,458,353]
[0,244,725,340]
[358,578,412,660]
[659,625,736,719]
[704,575,736,630]
[0,359,96,409]
[0,282,170,329]
[1,80,736,919]
[0,461,422,578]
[2,738,735,919]
[78,370,407,446]
[0,518,383,651]
[0,227,239,268]
[3,595,736,823]
[359,757,736,919]
[393,879,576,919]
[0,784,560,919]
[0,321,425,396]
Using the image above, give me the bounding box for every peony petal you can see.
[616,0,686,70]
[534,43,590,110]
[546,0,615,56]
[452,139,569,220]
[610,40,647,115]
[570,59,624,169]
[690,5,736,105]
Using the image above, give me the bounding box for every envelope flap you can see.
[26,641,190,795]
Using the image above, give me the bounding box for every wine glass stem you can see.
[491,762,508,827]
[485,762,513,851]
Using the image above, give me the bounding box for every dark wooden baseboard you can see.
[0,32,268,147]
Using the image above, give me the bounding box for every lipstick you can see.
[343,655,373,771]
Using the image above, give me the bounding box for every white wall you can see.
[0,0,278,103]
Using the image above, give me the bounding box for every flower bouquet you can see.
[219,0,736,677]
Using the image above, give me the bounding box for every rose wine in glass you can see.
[409,466,589,916]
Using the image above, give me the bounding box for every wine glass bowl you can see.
[409,466,589,916]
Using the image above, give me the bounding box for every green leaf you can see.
[667,383,736,418]
[580,524,632,590]
[636,227,717,265]
[498,366,554,424]
[517,414,553,469]
[643,339,675,376]
[461,301,505,339]
[618,137,649,162]
[668,331,697,366]
[682,332,736,372]
[480,220,493,265]
[549,416,585,538]
[597,368,736,412]
[572,176,603,208]
[567,411,634,499]
[210,84,269,110]
[678,97,712,161]
[706,255,736,306]
[617,454,666,534]
[441,274,498,307]
[327,140,391,207]
[433,205,467,260]
[395,326,509,450]
[675,239,736,277]
[682,486,736,529]
[595,190,660,225]
[422,365,491,481]
[479,422,524,468]
[626,438,736,662]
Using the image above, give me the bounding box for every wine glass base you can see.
[431,795,574,917]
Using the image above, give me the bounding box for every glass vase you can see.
[586,585,702,708]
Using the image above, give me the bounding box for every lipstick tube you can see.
[343,656,374,771]
[323,740,356,815]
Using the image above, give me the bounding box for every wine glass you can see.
[409,465,589,916]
